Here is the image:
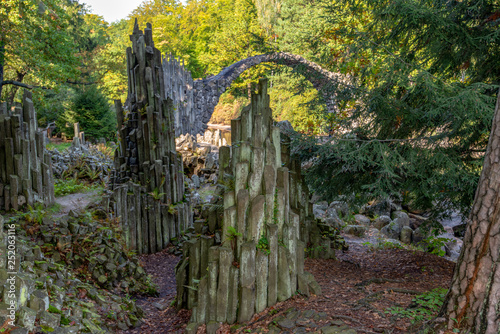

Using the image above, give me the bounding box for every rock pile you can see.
[0,210,153,333]
[314,199,462,261]
[49,144,114,181]
[196,128,228,147]
[0,90,55,211]
[176,134,219,185]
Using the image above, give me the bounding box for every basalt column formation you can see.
[111,22,191,254]
[176,79,322,330]
[0,90,55,211]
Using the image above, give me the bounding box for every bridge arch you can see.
[163,52,346,136]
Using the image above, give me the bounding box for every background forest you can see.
[1,0,499,221]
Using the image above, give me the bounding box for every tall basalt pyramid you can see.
[176,79,323,329]
[111,21,191,254]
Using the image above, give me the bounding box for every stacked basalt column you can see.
[0,91,55,211]
[111,21,191,254]
[163,54,196,137]
[281,130,339,259]
[176,79,321,329]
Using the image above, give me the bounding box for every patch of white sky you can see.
[81,0,187,24]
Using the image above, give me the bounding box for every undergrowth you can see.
[54,178,105,197]
[386,288,448,324]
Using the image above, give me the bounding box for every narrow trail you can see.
[119,248,190,334]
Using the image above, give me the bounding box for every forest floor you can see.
[118,234,455,334]
[56,191,454,334]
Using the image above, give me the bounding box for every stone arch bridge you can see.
[163,52,347,136]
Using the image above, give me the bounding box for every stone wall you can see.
[110,21,192,254]
[165,52,346,137]
[175,79,324,331]
[0,90,55,211]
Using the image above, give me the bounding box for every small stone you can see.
[278,318,296,329]
[96,255,107,264]
[302,310,315,318]
[268,326,281,334]
[152,301,169,311]
[82,318,103,333]
[286,309,300,320]
[117,321,129,330]
[97,275,107,284]
[39,310,61,330]
[185,322,198,334]
[295,318,311,326]
[9,329,29,334]
[206,321,220,334]
[17,306,37,331]
[315,311,327,320]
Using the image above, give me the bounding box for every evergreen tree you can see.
[293,0,500,219]
[65,85,116,141]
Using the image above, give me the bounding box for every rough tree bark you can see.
[0,41,5,100]
[439,90,500,333]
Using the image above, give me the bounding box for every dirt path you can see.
[119,248,191,334]
[117,235,455,334]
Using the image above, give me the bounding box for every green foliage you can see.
[46,142,72,152]
[210,92,248,125]
[23,204,47,225]
[423,235,453,257]
[257,235,270,255]
[0,0,82,103]
[64,85,116,141]
[362,240,404,251]
[386,288,448,324]
[54,178,93,197]
[292,0,500,218]
[48,305,62,314]
[269,68,329,135]
[226,226,242,240]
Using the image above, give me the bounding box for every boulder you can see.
[412,228,426,245]
[373,215,391,230]
[343,225,366,237]
[380,221,401,240]
[313,203,327,218]
[400,226,413,244]
[391,211,410,227]
[354,214,371,226]
[328,201,349,217]
[191,175,201,188]
[362,200,391,217]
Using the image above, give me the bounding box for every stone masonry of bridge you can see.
[163,52,347,137]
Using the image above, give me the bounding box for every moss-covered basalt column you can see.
[110,21,191,254]
[176,79,321,331]
[0,90,55,211]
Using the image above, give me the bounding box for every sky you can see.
[82,0,144,23]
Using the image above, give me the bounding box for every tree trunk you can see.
[0,41,5,101]
[439,90,500,333]
[7,70,25,106]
